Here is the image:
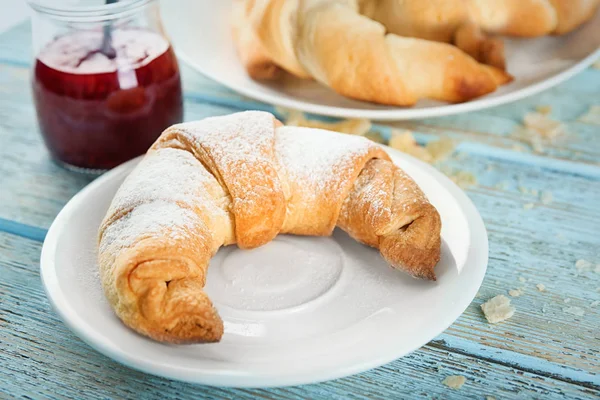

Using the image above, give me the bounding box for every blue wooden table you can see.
[1,22,599,399]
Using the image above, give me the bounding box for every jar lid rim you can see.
[27,0,153,20]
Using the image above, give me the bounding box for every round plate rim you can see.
[169,0,600,122]
[40,148,488,387]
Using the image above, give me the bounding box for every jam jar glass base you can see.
[52,158,109,176]
[28,0,183,171]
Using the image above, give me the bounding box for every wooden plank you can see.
[0,63,237,227]
[1,21,599,165]
[1,131,599,385]
[0,22,30,67]
[1,232,598,399]
[0,57,598,224]
[180,64,600,165]
[1,20,599,397]
[0,59,599,384]
[438,151,600,375]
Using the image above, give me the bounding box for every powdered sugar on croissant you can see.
[98,111,441,344]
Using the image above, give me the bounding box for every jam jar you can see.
[28,0,183,172]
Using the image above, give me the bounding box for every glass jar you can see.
[28,0,183,172]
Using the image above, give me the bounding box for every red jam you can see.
[33,29,183,170]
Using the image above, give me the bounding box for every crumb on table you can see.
[481,295,515,324]
[536,283,546,292]
[508,288,523,297]
[577,105,600,125]
[563,307,585,317]
[442,375,466,390]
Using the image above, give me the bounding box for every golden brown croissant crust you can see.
[233,0,598,105]
[98,111,441,343]
[233,0,513,105]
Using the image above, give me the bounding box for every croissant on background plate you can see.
[98,111,442,344]
[232,0,599,106]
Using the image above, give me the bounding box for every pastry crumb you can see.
[512,112,566,152]
[575,259,593,272]
[388,130,456,164]
[389,130,433,163]
[481,295,515,324]
[511,144,526,152]
[563,307,585,317]
[442,375,466,389]
[508,288,523,297]
[591,300,600,307]
[450,170,477,189]
[540,191,552,204]
[577,105,600,125]
[523,203,535,210]
[519,276,526,283]
[426,136,456,163]
[280,108,372,135]
[564,298,571,304]
[364,131,385,144]
[278,110,456,165]
[536,105,552,115]
[494,181,509,190]
[536,283,546,292]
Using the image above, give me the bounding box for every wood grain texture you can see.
[0,20,599,399]
[1,232,598,400]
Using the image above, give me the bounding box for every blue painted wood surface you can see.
[0,21,599,399]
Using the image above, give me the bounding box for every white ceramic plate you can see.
[161,0,600,121]
[41,147,488,387]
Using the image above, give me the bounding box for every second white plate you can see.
[41,147,488,387]
[161,0,600,120]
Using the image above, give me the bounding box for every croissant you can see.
[98,111,442,343]
[361,0,599,38]
[234,0,512,106]
[231,0,282,79]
